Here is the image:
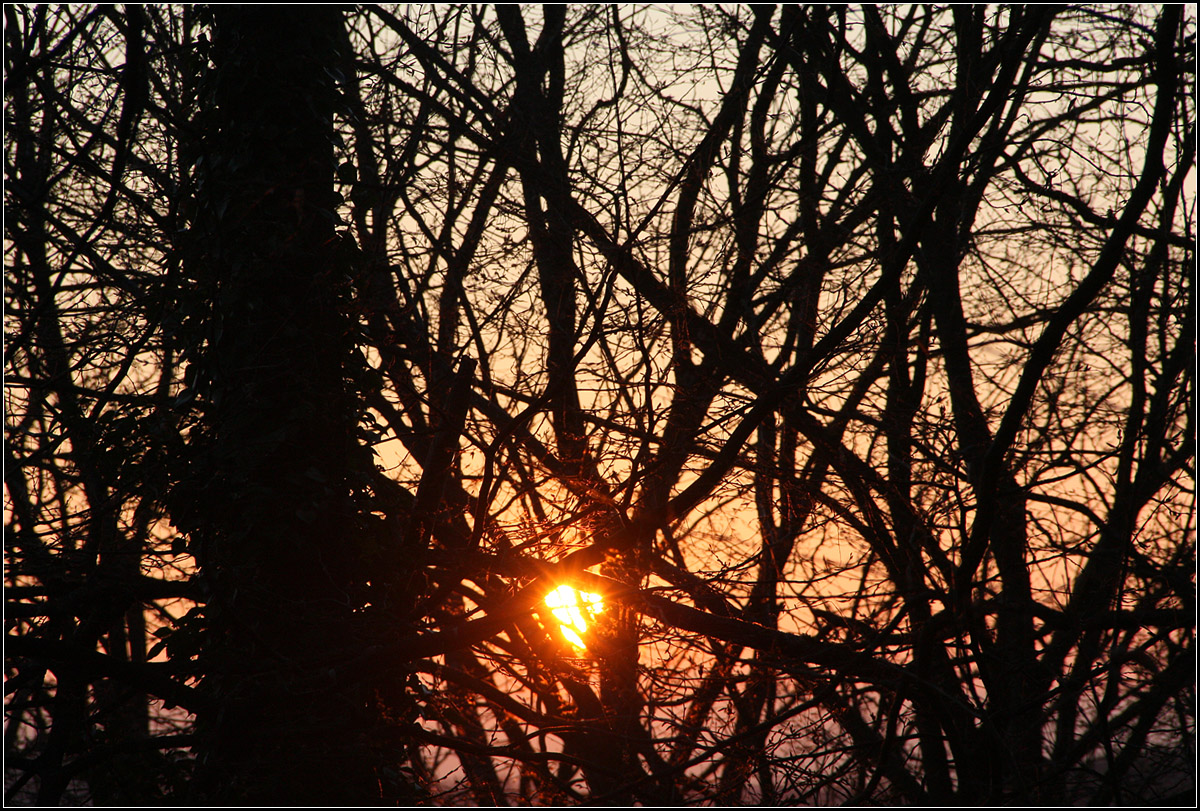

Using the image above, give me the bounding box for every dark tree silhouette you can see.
[6,5,1194,805]
[171,7,384,803]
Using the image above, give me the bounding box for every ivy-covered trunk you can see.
[180,8,380,803]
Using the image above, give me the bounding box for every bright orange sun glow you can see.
[544,585,604,649]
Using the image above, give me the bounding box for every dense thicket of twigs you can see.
[5,5,1194,804]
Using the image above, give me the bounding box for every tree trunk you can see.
[184,7,380,804]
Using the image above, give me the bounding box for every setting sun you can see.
[544,585,604,650]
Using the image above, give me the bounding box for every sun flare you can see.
[544,585,604,650]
